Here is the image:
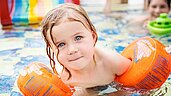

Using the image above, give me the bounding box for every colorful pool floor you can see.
[0,5,171,96]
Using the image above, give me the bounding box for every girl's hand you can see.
[165,45,171,54]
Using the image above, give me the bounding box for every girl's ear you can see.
[92,31,97,44]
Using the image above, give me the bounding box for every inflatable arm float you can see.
[115,37,171,90]
[17,62,74,96]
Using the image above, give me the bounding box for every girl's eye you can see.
[75,36,83,41]
[57,43,65,48]
[160,5,167,9]
[152,5,157,8]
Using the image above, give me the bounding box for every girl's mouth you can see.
[69,56,83,62]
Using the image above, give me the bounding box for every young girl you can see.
[40,3,131,95]
[123,0,170,35]
[130,0,170,27]
[144,0,170,24]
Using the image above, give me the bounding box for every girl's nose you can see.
[67,44,78,55]
[155,7,161,14]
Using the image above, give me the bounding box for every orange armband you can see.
[17,62,74,96]
[115,37,171,90]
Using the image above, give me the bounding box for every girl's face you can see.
[51,21,96,71]
[148,0,170,19]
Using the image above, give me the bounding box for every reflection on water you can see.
[0,10,171,96]
[85,80,171,96]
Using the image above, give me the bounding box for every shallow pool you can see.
[0,10,171,96]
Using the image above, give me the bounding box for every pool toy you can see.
[115,37,171,90]
[1,0,80,26]
[17,62,74,96]
[147,13,171,36]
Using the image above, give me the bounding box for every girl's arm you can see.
[96,47,131,76]
[108,50,131,76]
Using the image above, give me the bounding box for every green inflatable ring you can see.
[147,13,171,36]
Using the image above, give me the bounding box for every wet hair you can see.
[40,3,97,79]
[148,0,171,9]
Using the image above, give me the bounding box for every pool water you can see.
[0,10,171,96]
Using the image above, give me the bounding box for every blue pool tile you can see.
[0,75,15,93]
[115,46,125,53]
[168,39,171,42]
[10,91,23,96]
[24,38,45,48]
[98,37,105,41]
[0,32,25,38]
[0,48,21,56]
[103,29,120,35]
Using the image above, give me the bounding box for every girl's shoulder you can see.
[94,46,117,62]
[95,46,131,76]
[94,46,119,71]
